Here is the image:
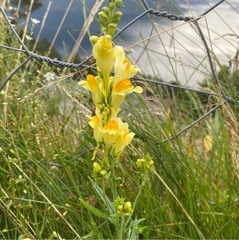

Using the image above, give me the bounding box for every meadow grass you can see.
[0,1,239,239]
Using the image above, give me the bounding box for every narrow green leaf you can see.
[89,177,115,214]
[78,198,108,219]
[129,218,145,228]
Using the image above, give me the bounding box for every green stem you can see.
[122,178,146,234]
[110,158,117,200]
[108,152,122,239]
[119,215,125,239]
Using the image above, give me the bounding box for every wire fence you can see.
[0,0,237,143]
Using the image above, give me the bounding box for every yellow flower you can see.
[114,46,140,82]
[89,114,103,143]
[102,118,134,154]
[92,35,115,79]
[112,78,143,112]
[79,74,102,108]
[89,115,134,155]
[110,46,142,111]
[114,79,132,93]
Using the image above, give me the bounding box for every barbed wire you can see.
[0,0,237,144]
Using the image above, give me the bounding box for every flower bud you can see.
[92,35,115,78]
[117,204,123,213]
[136,154,154,173]
[115,0,122,8]
[108,23,117,37]
[136,158,145,170]
[93,162,101,173]
[113,11,122,23]
[102,7,110,15]
[100,169,107,177]
[90,36,99,45]
[109,2,115,10]
[123,201,132,215]
[98,12,108,25]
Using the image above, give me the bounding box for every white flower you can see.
[44,72,56,82]
[25,35,33,41]
[31,18,40,25]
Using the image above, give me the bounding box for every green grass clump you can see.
[0,1,239,239]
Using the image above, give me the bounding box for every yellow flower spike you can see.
[92,35,115,79]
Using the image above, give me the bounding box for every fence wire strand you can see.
[0,0,237,144]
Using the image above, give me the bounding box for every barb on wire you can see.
[140,0,193,21]
[141,0,226,21]
[0,0,235,145]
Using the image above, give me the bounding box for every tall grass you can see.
[0,1,239,239]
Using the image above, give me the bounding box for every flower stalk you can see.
[79,1,154,238]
